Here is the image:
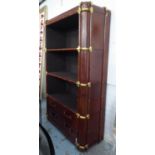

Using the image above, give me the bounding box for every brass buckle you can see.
[76,113,90,120]
[77,6,93,14]
[76,46,92,53]
[76,81,91,87]
[75,138,88,150]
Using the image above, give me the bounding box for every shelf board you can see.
[47,72,77,84]
[48,93,77,112]
[47,48,77,52]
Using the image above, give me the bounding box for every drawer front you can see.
[62,118,77,143]
[47,104,63,128]
[47,96,63,114]
[62,107,77,129]
[47,95,78,142]
[47,95,78,128]
[61,106,78,142]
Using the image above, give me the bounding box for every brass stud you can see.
[77,7,81,14]
[89,46,92,52]
[90,7,93,13]
[87,82,91,88]
[76,46,80,53]
[76,81,80,87]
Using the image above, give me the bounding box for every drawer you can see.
[47,95,78,142]
[62,107,77,129]
[47,105,62,128]
[47,96,63,114]
[62,119,77,143]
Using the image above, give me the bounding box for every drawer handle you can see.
[64,111,72,120]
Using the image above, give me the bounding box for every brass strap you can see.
[76,113,90,120]
[77,6,93,14]
[76,81,91,87]
[75,138,88,150]
[76,46,92,53]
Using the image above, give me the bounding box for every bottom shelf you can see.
[48,93,77,112]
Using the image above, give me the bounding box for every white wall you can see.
[40,0,116,142]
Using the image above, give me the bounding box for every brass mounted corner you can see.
[76,81,91,88]
[76,46,92,53]
[76,113,90,120]
[77,6,93,14]
[75,138,88,150]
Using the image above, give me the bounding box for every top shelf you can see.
[46,13,78,49]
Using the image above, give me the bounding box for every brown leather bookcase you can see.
[46,1,111,150]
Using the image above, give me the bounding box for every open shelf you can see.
[46,51,78,81]
[46,13,78,49]
[47,72,77,84]
[48,93,76,112]
[47,76,77,111]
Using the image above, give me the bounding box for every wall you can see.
[40,0,116,142]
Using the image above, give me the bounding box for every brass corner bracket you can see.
[77,6,93,14]
[76,81,91,88]
[75,138,88,150]
[76,46,92,53]
[76,113,90,120]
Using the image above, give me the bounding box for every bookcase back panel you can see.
[46,29,78,48]
[47,76,66,94]
[65,29,78,48]
[46,52,78,75]
[46,14,79,49]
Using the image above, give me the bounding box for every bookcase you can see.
[46,2,111,150]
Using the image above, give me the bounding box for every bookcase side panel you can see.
[87,7,107,145]
[98,10,111,141]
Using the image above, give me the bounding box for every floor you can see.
[40,99,116,155]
